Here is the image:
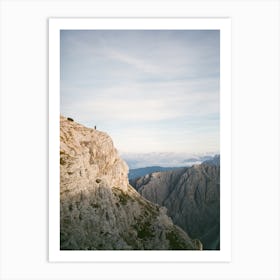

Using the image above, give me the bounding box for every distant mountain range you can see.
[127,154,219,180]
[129,166,183,180]
[121,152,217,169]
[130,155,220,250]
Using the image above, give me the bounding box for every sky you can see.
[60,30,220,154]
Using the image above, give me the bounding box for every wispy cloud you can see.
[104,49,162,75]
[61,30,220,154]
[62,79,219,122]
[121,152,218,168]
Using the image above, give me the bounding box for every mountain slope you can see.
[60,116,202,250]
[130,157,220,250]
[129,166,182,180]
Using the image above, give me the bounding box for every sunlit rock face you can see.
[60,116,201,250]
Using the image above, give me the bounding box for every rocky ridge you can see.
[130,156,220,250]
[60,116,202,250]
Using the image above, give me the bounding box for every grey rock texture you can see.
[130,157,220,250]
[60,116,201,250]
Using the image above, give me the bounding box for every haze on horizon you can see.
[61,30,220,154]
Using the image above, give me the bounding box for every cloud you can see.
[104,49,162,75]
[60,30,220,154]
[61,30,219,84]
[120,152,218,168]
[61,79,219,123]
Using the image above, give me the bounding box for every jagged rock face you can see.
[130,159,220,250]
[60,116,129,195]
[60,116,201,250]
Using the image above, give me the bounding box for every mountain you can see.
[121,152,218,169]
[130,156,220,250]
[128,166,182,180]
[203,155,220,166]
[60,116,202,250]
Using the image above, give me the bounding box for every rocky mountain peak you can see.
[60,115,129,195]
[60,116,201,250]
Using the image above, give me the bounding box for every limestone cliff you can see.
[130,157,220,250]
[60,116,201,250]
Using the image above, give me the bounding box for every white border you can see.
[49,18,231,262]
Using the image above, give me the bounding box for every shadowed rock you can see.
[130,156,220,250]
